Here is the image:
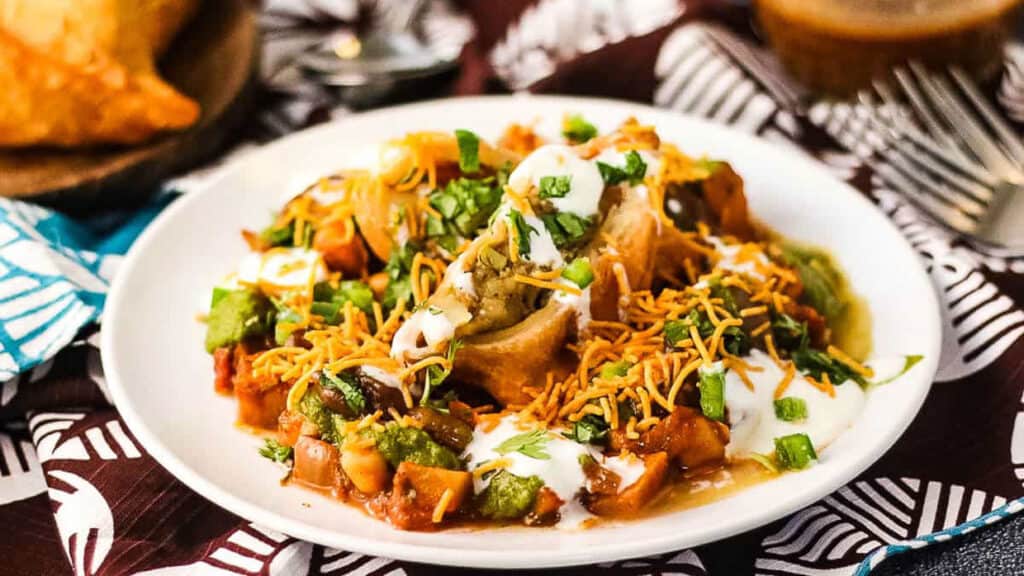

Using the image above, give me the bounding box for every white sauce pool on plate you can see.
[508,145,605,218]
[723,350,866,458]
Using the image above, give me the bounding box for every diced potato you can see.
[588,452,669,517]
[233,350,287,430]
[340,444,389,495]
[531,487,563,520]
[393,462,472,513]
[293,437,340,488]
[313,220,368,277]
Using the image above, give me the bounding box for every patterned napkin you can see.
[3,1,1024,575]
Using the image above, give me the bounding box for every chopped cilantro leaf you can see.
[540,212,591,248]
[597,151,647,186]
[508,210,535,257]
[664,310,714,347]
[563,414,609,445]
[792,347,865,386]
[322,370,367,415]
[495,429,551,460]
[259,438,293,463]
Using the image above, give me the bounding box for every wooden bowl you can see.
[0,0,259,213]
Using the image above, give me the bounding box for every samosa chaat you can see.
[202,115,919,531]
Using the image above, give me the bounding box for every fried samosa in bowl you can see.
[0,0,201,148]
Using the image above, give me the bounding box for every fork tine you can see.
[870,161,980,235]
[878,145,988,216]
[860,87,1000,188]
[907,62,1017,176]
[703,24,805,111]
[891,67,965,156]
[949,66,1024,174]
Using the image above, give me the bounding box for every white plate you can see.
[102,95,942,569]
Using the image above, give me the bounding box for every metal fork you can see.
[855,62,1024,248]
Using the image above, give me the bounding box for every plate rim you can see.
[101,94,943,569]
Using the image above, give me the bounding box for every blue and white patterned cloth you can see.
[0,195,174,382]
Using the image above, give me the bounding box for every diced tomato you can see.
[277,410,305,447]
[213,347,234,394]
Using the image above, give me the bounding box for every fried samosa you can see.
[0,0,201,147]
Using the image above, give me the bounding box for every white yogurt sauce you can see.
[705,236,770,282]
[446,252,476,298]
[518,213,565,268]
[554,281,592,333]
[390,303,471,361]
[602,453,646,493]
[508,145,605,218]
[463,415,597,528]
[236,247,327,289]
[723,349,866,458]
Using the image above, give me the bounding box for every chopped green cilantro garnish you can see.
[562,114,598,143]
[258,438,293,463]
[508,210,535,257]
[322,370,367,416]
[455,129,481,173]
[664,310,714,347]
[563,414,609,445]
[792,347,865,386]
[772,313,807,350]
[774,433,817,470]
[561,257,594,289]
[597,150,647,186]
[599,360,632,380]
[540,211,591,248]
[495,429,551,460]
[698,364,726,422]
[382,242,419,310]
[538,175,572,199]
[773,397,808,422]
[421,338,462,406]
